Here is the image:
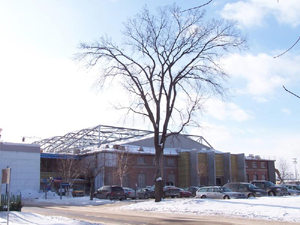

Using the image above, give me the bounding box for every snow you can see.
[1,189,300,224]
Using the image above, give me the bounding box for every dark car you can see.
[223,182,267,198]
[137,188,155,199]
[196,186,246,199]
[279,184,300,196]
[186,186,201,197]
[94,185,126,200]
[163,186,181,198]
[250,180,289,196]
[285,184,300,191]
[179,188,193,197]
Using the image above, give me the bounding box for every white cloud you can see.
[205,99,251,122]
[223,53,300,101]
[221,0,300,28]
[281,108,291,114]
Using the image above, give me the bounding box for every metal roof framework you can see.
[34,124,212,154]
[34,125,154,154]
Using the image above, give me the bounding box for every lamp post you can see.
[293,158,297,181]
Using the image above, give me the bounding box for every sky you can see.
[1,191,300,224]
[0,0,300,175]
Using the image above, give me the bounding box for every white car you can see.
[123,187,137,199]
[196,186,246,199]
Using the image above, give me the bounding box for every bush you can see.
[0,193,22,211]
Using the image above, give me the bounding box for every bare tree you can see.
[113,147,133,186]
[80,154,104,200]
[283,85,300,99]
[276,158,290,183]
[77,4,246,202]
[56,155,81,185]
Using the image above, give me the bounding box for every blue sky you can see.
[1,0,300,175]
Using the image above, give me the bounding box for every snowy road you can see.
[22,200,297,225]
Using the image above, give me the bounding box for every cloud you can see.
[221,0,300,28]
[223,53,300,101]
[205,99,251,122]
[281,108,291,114]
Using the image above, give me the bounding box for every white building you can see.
[0,142,40,194]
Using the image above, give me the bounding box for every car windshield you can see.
[245,184,259,190]
[221,187,233,192]
[265,181,275,187]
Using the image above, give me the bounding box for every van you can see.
[94,185,126,200]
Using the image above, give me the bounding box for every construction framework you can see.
[34,124,213,154]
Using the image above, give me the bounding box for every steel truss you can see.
[34,124,212,154]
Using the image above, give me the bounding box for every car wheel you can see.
[247,193,255,198]
[268,191,275,196]
[144,194,149,199]
[200,195,206,199]
[223,195,230,199]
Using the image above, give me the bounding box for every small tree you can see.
[113,148,132,186]
[80,154,104,200]
[77,4,246,202]
[276,158,290,183]
[56,155,81,195]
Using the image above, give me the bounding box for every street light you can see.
[293,158,297,180]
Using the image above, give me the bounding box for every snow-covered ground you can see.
[1,190,300,224]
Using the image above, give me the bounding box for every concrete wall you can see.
[237,154,246,182]
[189,150,199,186]
[223,153,231,184]
[0,142,40,194]
[207,151,216,185]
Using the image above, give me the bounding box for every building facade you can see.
[0,142,40,194]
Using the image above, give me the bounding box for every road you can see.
[22,201,294,225]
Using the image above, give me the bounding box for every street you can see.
[22,200,295,225]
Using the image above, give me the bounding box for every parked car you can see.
[196,186,246,199]
[186,186,201,197]
[178,188,193,197]
[123,187,137,199]
[137,188,155,199]
[94,185,126,200]
[72,186,85,197]
[250,180,289,196]
[279,185,300,196]
[163,186,180,198]
[223,182,267,198]
[284,184,300,191]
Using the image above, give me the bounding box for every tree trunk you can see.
[155,146,164,202]
[90,178,94,200]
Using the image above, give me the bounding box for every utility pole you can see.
[293,158,297,181]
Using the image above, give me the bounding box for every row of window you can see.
[246,161,266,169]
[246,174,267,182]
[137,157,175,166]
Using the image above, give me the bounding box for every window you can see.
[238,185,247,191]
[137,157,146,165]
[261,174,266,180]
[252,162,257,168]
[261,162,266,168]
[137,173,146,188]
[167,158,175,166]
[253,174,258,180]
[167,173,175,186]
[245,161,248,168]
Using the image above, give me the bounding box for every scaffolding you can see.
[33,124,213,154]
